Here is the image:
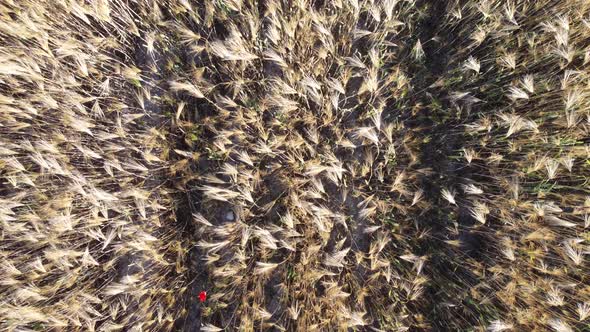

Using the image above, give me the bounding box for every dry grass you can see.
[1,0,590,331]
[0,1,188,330]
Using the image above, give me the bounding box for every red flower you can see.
[198,291,207,303]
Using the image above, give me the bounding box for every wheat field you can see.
[0,0,589,331]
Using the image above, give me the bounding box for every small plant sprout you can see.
[464,56,481,74]
[441,188,457,205]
